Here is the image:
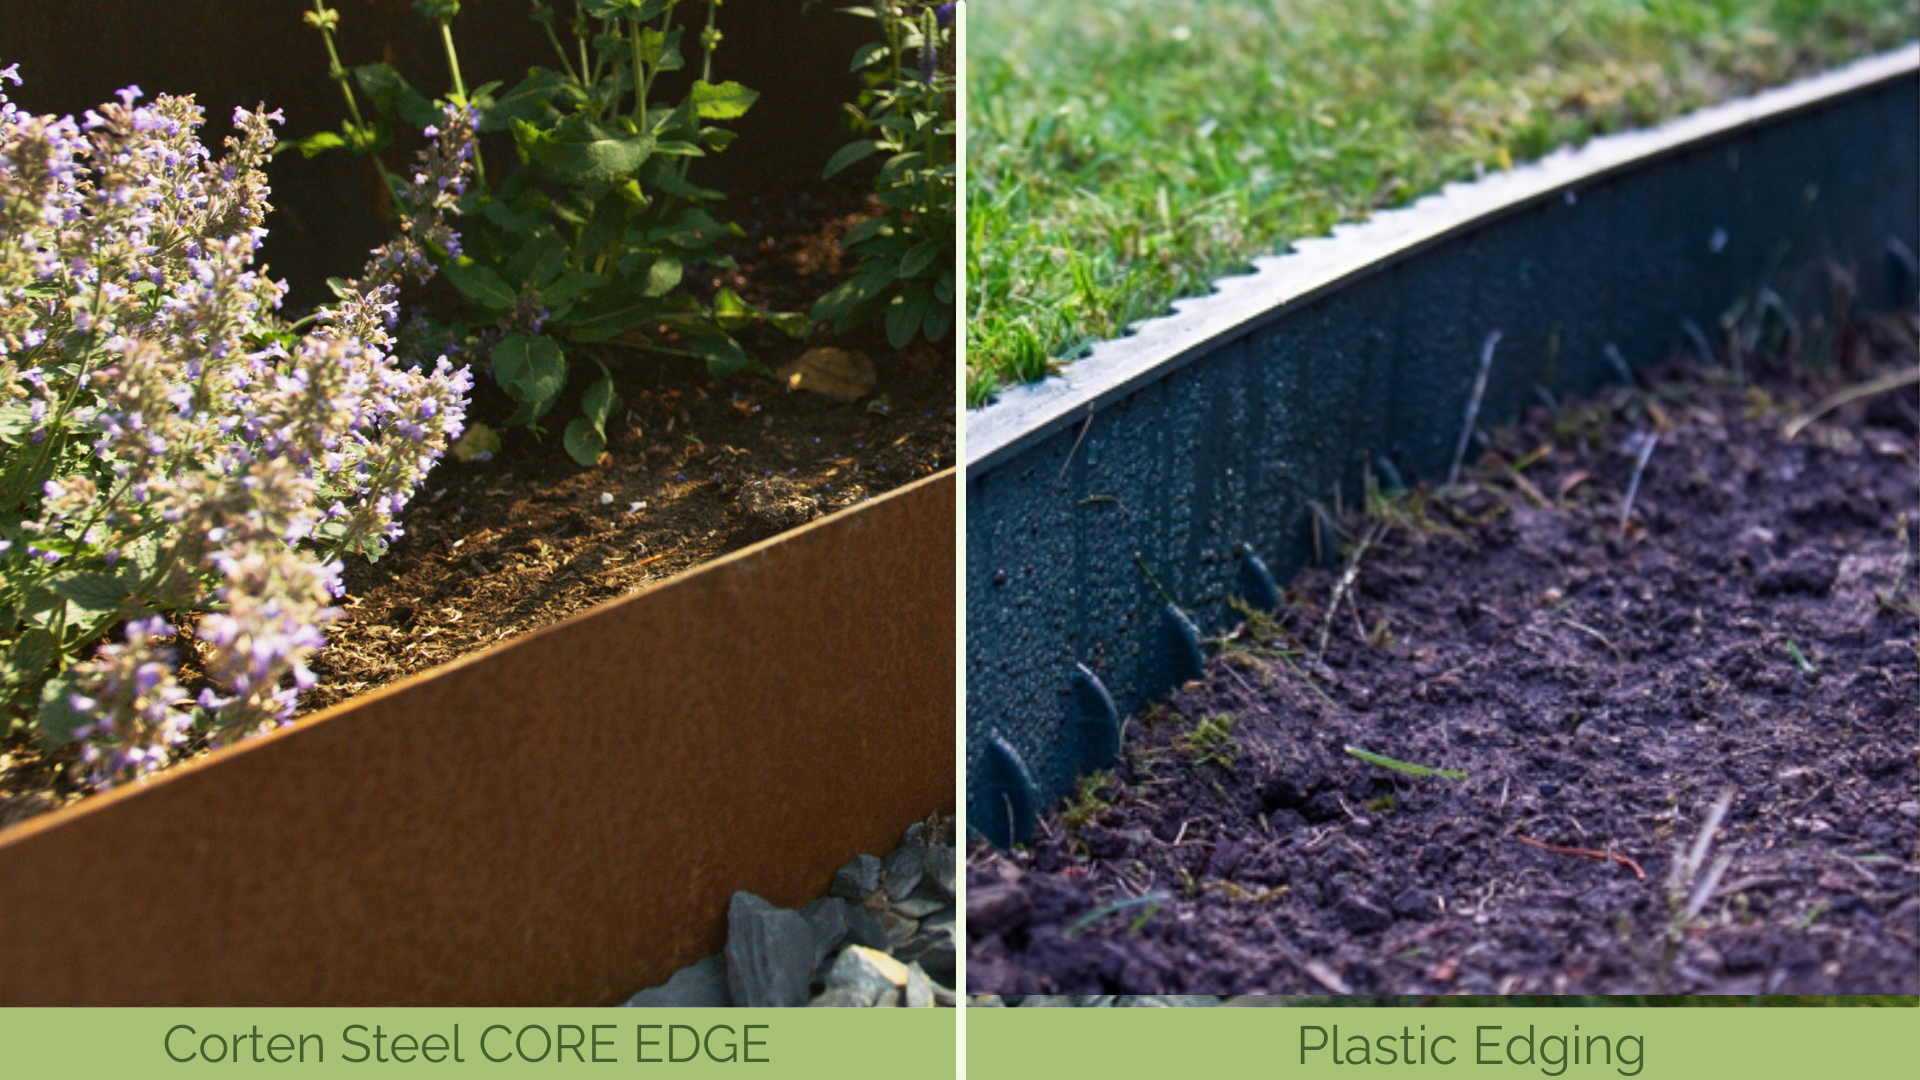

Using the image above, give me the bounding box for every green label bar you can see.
[967,1005,1918,1079]
[0,1009,953,1075]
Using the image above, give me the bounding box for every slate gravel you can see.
[623,814,956,1007]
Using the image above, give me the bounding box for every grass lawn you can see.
[965,0,1918,406]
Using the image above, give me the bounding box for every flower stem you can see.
[310,0,397,210]
[437,18,487,186]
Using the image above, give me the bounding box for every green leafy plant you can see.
[810,2,955,349]
[1176,712,1239,770]
[297,0,806,466]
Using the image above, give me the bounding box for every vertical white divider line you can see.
[954,0,971,1053]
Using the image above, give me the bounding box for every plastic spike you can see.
[1235,549,1282,612]
[978,733,1039,848]
[1068,664,1122,775]
[1161,603,1206,689]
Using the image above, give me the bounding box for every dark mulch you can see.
[0,165,954,826]
[967,314,1918,997]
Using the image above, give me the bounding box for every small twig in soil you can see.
[1516,833,1648,882]
[1317,521,1383,659]
[1669,789,1737,928]
[1499,458,1552,509]
[1790,899,1829,931]
[1617,431,1659,538]
[1448,330,1502,487]
[1782,367,1920,439]
[1272,651,1340,709]
[1560,616,1624,661]
[1276,946,1353,995]
[1345,745,1468,780]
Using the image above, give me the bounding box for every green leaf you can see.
[490,333,568,421]
[0,403,31,445]
[51,572,131,618]
[842,216,894,247]
[849,41,889,72]
[503,228,569,289]
[921,295,953,342]
[581,373,622,429]
[641,159,723,202]
[711,287,752,332]
[686,334,751,378]
[885,287,930,350]
[690,80,758,120]
[2,628,53,685]
[354,63,440,131]
[642,255,683,298]
[898,238,943,279]
[486,67,587,131]
[573,197,629,259]
[699,127,738,153]
[540,268,612,309]
[37,672,91,744]
[822,139,881,180]
[512,115,654,182]
[709,287,809,339]
[291,130,349,158]
[566,297,664,343]
[481,200,547,237]
[443,260,517,310]
[562,418,606,467]
[766,310,813,340]
[650,209,733,249]
[585,0,670,20]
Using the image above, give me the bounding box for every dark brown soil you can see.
[967,315,1918,997]
[0,167,954,827]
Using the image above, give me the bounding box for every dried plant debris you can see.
[625,814,956,1007]
[967,313,1918,996]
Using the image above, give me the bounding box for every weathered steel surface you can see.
[965,48,1920,844]
[0,469,955,1006]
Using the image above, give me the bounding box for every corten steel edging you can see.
[965,47,1920,845]
[0,468,955,1006]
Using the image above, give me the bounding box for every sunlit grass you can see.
[965,0,1919,406]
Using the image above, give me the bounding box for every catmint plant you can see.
[296,0,806,467]
[811,1,956,349]
[0,64,473,787]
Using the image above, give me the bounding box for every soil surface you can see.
[967,315,1918,996]
[0,166,954,827]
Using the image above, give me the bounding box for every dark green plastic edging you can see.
[964,46,1920,847]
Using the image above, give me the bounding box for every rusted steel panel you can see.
[0,469,956,1006]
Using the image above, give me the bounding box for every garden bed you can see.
[0,464,954,1005]
[0,168,955,826]
[967,320,1918,995]
[963,47,1918,845]
[0,159,957,1004]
